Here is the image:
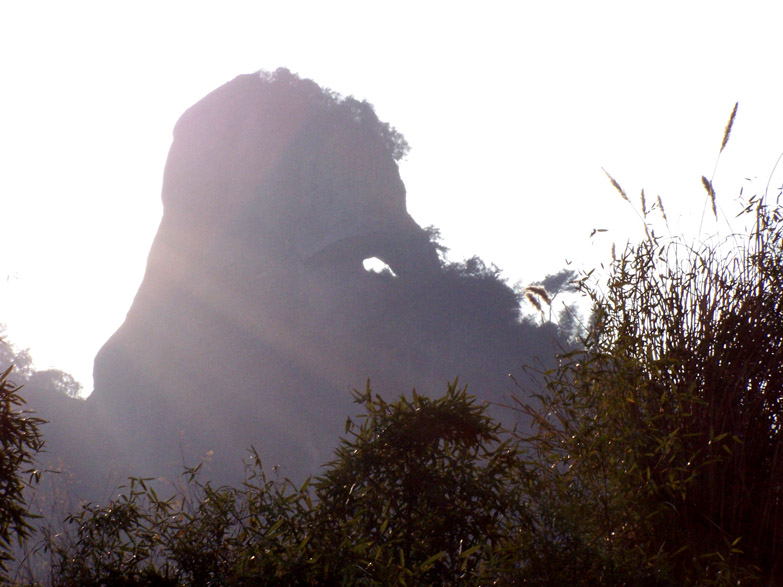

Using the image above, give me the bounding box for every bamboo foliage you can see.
[516,193,783,584]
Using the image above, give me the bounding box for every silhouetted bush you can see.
[515,192,783,584]
[0,364,45,581]
[310,381,530,584]
[43,382,530,585]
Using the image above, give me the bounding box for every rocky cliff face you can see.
[41,70,558,494]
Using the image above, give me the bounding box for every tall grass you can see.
[517,104,783,583]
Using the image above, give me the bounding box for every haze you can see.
[1,1,782,391]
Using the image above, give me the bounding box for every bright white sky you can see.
[1,1,782,394]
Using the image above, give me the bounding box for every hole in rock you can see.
[362,257,397,276]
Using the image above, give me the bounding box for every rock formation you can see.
[37,70,560,494]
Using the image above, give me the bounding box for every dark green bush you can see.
[44,382,529,585]
[515,192,783,585]
[311,381,530,584]
[0,365,45,582]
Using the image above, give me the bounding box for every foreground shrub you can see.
[0,365,45,582]
[43,382,530,585]
[44,463,315,586]
[516,192,783,584]
[311,382,530,584]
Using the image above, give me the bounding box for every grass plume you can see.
[602,168,628,201]
[702,102,739,234]
[701,175,717,219]
[721,102,738,153]
[525,285,551,305]
[525,291,543,313]
[657,195,668,226]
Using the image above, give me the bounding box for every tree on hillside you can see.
[0,327,82,397]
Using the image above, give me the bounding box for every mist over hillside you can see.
[22,70,568,499]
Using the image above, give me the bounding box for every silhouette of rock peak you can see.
[75,69,548,493]
[159,69,438,276]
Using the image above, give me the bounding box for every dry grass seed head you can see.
[525,286,551,304]
[702,176,718,219]
[721,102,738,153]
[657,195,668,225]
[602,168,629,202]
[525,292,543,313]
